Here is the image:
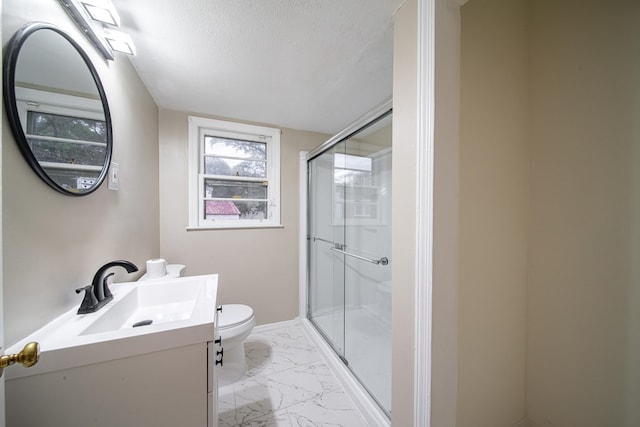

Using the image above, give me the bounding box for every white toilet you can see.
[138,259,255,386]
[217,304,256,386]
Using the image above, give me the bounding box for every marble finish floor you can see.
[218,322,369,427]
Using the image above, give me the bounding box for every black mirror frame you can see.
[3,22,113,196]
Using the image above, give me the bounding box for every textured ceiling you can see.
[111,0,401,134]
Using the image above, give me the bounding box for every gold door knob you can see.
[0,342,40,377]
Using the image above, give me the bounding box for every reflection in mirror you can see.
[334,112,392,226]
[3,22,112,196]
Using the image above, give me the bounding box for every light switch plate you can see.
[108,162,120,190]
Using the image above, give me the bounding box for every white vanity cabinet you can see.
[7,343,216,426]
[4,274,220,426]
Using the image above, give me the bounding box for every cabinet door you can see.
[6,344,208,426]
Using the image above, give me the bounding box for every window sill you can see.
[186,224,284,231]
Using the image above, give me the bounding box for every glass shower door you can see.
[308,111,392,416]
[308,144,346,355]
[340,115,392,413]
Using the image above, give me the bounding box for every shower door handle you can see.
[331,247,389,266]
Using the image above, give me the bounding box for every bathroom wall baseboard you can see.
[253,318,299,333]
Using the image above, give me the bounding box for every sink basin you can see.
[5,274,218,379]
[80,278,206,335]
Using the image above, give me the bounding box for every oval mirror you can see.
[3,22,112,196]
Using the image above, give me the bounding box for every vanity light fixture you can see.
[80,0,121,27]
[103,28,136,56]
[57,0,135,60]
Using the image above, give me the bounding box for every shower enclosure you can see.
[306,101,392,418]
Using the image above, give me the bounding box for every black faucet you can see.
[76,260,139,314]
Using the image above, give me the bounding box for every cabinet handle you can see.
[215,336,222,345]
[215,348,223,367]
[216,305,222,313]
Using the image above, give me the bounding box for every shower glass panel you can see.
[308,109,392,416]
[308,143,346,355]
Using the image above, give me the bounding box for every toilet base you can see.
[217,342,248,387]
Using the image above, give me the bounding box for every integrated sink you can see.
[5,274,219,379]
[80,278,206,335]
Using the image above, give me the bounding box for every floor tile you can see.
[287,397,369,427]
[219,324,368,427]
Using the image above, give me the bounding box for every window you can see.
[16,87,107,191]
[188,116,281,229]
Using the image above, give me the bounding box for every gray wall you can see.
[458,0,528,425]
[457,0,640,425]
[158,108,328,326]
[2,0,160,346]
[526,0,640,424]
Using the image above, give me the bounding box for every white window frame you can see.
[188,116,281,229]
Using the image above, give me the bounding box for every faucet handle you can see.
[75,285,98,314]
[102,272,115,299]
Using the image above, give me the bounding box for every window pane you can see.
[27,112,107,143]
[26,111,107,167]
[204,136,266,160]
[204,157,266,178]
[334,169,372,186]
[204,200,268,220]
[29,137,106,166]
[204,179,267,199]
[42,168,100,192]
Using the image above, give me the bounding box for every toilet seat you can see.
[218,304,254,330]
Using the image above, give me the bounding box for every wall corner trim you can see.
[415,0,436,425]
